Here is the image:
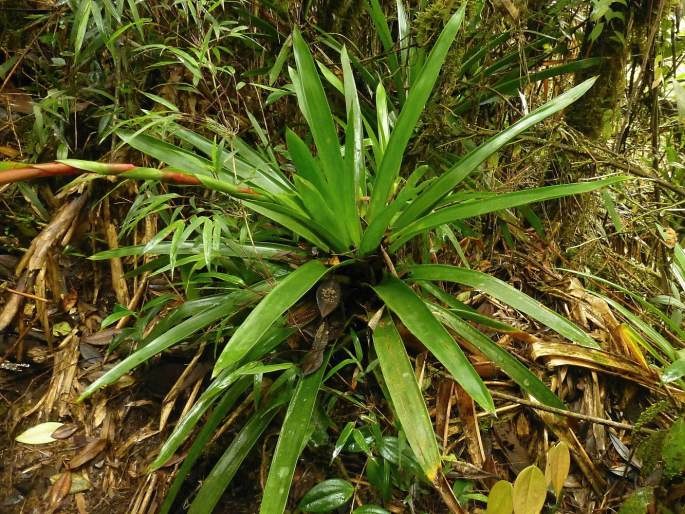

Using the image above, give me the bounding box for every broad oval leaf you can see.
[372,277,494,413]
[372,315,442,480]
[513,465,547,514]
[298,479,355,513]
[407,265,598,348]
[16,422,65,445]
[545,442,570,497]
[486,480,513,514]
[213,260,329,375]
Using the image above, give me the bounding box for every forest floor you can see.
[2,2,685,514]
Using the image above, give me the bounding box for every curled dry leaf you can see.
[302,321,330,375]
[48,472,71,509]
[16,422,65,444]
[49,472,92,494]
[51,423,79,440]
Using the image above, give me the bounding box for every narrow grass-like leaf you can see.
[342,46,363,246]
[213,260,329,376]
[372,277,494,412]
[419,281,516,332]
[430,304,565,409]
[373,314,442,480]
[408,265,598,348]
[367,5,465,221]
[259,352,331,514]
[394,77,598,228]
[389,177,627,249]
[150,362,293,471]
[158,376,253,513]
[79,290,261,401]
[188,381,294,514]
[292,29,347,228]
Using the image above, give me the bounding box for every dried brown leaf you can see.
[69,438,107,469]
[51,423,79,440]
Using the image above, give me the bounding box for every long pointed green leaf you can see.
[430,304,565,409]
[373,315,442,480]
[389,177,627,249]
[158,375,252,514]
[244,201,333,252]
[394,77,598,228]
[292,29,347,227]
[213,260,329,375]
[372,277,494,412]
[342,46,363,246]
[367,5,465,221]
[259,352,330,514]
[78,290,261,401]
[188,374,295,514]
[366,0,404,104]
[407,265,599,348]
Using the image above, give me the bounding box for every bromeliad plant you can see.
[1,5,626,512]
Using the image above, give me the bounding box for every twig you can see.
[4,287,48,302]
[380,245,398,278]
[490,390,657,434]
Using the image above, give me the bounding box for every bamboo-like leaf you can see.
[372,277,494,412]
[430,304,565,409]
[150,362,292,471]
[394,77,598,229]
[214,260,329,376]
[389,177,627,249]
[79,290,261,401]
[259,352,330,514]
[118,130,215,176]
[367,6,466,221]
[408,265,598,348]
[372,314,442,480]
